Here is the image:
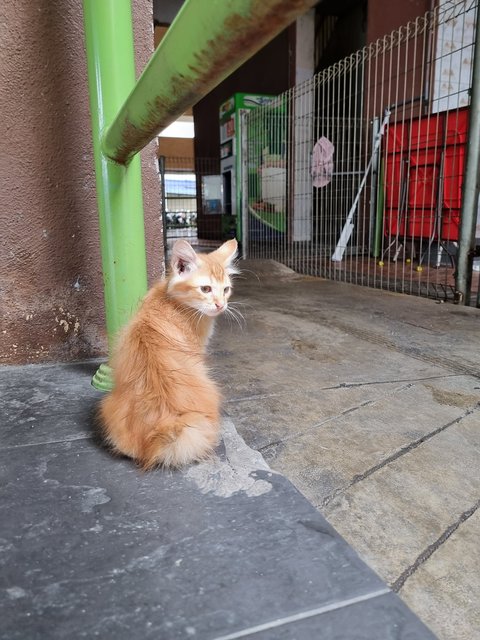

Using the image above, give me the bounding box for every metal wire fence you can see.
[243,0,480,303]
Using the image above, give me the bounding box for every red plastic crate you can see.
[407,210,437,239]
[384,158,404,208]
[409,113,445,152]
[441,208,460,242]
[445,107,468,146]
[385,121,408,154]
[384,208,406,236]
[383,107,468,242]
[443,145,465,210]
[408,164,439,210]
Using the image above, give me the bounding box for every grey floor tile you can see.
[0,362,436,639]
[0,362,101,447]
[1,436,386,640]
[225,593,436,640]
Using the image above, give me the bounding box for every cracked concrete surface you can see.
[212,260,480,640]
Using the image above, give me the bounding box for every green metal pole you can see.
[455,5,480,305]
[83,0,148,390]
[102,0,318,165]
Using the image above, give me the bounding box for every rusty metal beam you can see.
[101,0,318,165]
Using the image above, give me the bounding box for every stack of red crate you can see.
[383,107,468,243]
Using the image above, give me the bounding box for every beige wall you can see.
[0,2,163,365]
[158,137,194,159]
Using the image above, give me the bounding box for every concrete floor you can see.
[212,260,480,640]
[2,258,478,638]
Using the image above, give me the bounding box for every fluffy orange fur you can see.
[99,239,238,469]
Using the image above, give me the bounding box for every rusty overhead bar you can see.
[101,0,318,165]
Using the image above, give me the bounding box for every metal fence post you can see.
[83,0,148,389]
[158,156,169,261]
[370,117,380,256]
[240,112,249,259]
[455,5,480,305]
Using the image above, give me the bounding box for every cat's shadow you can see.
[86,399,228,472]
[67,359,104,377]
[86,399,110,453]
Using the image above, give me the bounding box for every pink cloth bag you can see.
[311,136,335,188]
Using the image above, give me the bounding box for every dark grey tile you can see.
[1,437,387,640]
[0,362,102,447]
[0,362,433,640]
[245,593,437,639]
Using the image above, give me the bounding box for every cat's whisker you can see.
[188,307,203,324]
[197,311,205,332]
[228,300,252,310]
[224,306,246,330]
[233,267,260,282]
[227,305,251,329]
[190,308,204,332]
[223,309,239,330]
[231,313,246,331]
[227,302,243,316]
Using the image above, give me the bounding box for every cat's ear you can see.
[214,239,238,270]
[170,240,199,276]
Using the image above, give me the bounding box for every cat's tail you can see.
[141,412,220,469]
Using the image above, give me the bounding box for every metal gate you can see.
[243,0,480,305]
[159,156,226,256]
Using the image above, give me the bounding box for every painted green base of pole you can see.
[83,0,148,374]
[91,363,114,392]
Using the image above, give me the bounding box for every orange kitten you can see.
[99,239,238,469]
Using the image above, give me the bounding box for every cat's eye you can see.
[200,285,212,293]
[224,286,231,294]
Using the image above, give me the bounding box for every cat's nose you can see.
[215,302,224,310]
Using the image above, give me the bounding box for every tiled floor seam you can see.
[318,373,468,390]
[224,375,466,401]
[391,497,480,592]
[321,404,480,508]
[0,358,104,373]
[259,385,415,455]
[210,589,391,640]
[279,307,480,379]
[2,435,91,450]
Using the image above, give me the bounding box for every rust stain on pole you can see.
[104,0,317,164]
